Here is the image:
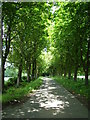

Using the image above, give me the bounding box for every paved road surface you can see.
[2,77,88,118]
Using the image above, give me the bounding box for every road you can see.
[2,77,88,118]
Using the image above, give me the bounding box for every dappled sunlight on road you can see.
[32,78,70,116]
[2,77,88,118]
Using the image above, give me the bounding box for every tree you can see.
[7,2,50,86]
[49,2,90,85]
[2,3,21,90]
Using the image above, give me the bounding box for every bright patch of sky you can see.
[5,62,10,68]
[51,6,60,14]
[44,48,47,52]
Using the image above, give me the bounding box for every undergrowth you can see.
[53,76,90,100]
[2,77,43,104]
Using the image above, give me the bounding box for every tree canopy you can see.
[1,2,90,91]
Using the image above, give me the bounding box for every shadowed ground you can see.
[2,77,88,118]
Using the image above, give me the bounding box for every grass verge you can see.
[2,77,43,105]
[52,76,90,107]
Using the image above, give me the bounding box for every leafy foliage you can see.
[5,67,18,77]
[49,2,90,84]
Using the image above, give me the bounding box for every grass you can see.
[52,76,90,100]
[2,77,43,104]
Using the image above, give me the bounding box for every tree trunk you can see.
[1,17,4,92]
[17,64,22,87]
[0,48,1,92]
[34,59,37,79]
[29,63,31,80]
[27,64,31,82]
[68,71,71,79]
[85,71,88,85]
[2,62,4,92]
[32,59,36,80]
[74,66,78,82]
[84,39,89,85]
[64,71,66,77]
[27,70,30,82]
[32,61,35,80]
[59,72,62,76]
[17,77,19,87]
[36,66,39,78]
